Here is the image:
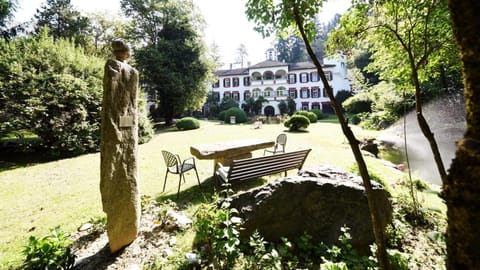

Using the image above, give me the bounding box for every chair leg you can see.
[194,167,201,188]
[163,171,169,192]
[177,174,182,199]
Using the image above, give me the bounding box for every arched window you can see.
[263,71,274,80]
[252,72,262,81]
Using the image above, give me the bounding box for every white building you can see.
[208,53,350,116]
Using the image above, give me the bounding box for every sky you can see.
[13,0,351,68]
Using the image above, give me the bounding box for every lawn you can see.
[0,119,442,267]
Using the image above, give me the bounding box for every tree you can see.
[0,0,16,28]
[252,96,268,115]
[34,0,91,47]
[124,0,211,125]
[0,30,103,155]
[246,1,391,269]
[85,12,128,57]
[275,35,308,63]
[445,1,480,268]
[328,0,459,185]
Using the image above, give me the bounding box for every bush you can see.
[22,226,76,270]
[284,115,310,131]
[310,109,325,120]
[223,107,247,124]
[343,95,372,114]
[176,117,200,130]
[295,110,317,123]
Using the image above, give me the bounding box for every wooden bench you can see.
[215,149,311,183]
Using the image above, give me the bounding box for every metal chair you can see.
[161,150,201,198]
[264,133,287,155]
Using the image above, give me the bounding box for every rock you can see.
[360,138,379,157]
[100,41,140,253]
[162,210,192,232]
[229,165,392,255]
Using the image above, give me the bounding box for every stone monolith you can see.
[100,40,140,253]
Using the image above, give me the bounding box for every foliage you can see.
[359,111,398,130]
[21,226,76,270]
[284,114,310,131]
[222,107,247,124]
[278,100,288,115]
[0,0,16,29]
[0,31,103,155]
[219,97,239,112]
[310,108,325,120]
[343,94,372,114]
[138,89,154,144]
[253,96,269,115]
[176,117,200,130]
[295,110,317,123]
[287,97,297,115]
[34,0,91,48]
[128,0,212,125]
[194,191,243,269]
[335,90,353,111]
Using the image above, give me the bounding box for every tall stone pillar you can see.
[100,40,140,253]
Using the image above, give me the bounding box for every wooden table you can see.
[190,138,275,174]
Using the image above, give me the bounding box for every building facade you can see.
[208,54,350,116]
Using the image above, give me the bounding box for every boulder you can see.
[229,165,392,254]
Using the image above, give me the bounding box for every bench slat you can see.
[216,149,311,183]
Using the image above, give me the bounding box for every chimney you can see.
[230,63,232,70]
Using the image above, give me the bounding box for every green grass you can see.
[0,120,445,267]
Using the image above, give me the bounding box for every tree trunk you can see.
[446,0,480,268]
[292,7,391,270]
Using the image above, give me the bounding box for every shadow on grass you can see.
[0,150,83,172]
[73,243,121,270]
[154,176,268,208]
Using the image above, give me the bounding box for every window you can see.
[288,73,296,83]
[289,89,297,98]
[244,91,251,100]
[223,78,231,88]
[263,89,272,97]
[323,88,327,97]
[243,77,251,86]
[312,103,320,110]
[213,80,219,88]
[326,71,333,81]
[276,88,286,97]
[232,91,240,101]
[301,88,309,98]
[253,89,261,98]
[311,89,319,98]
[232,77,240,87]
[263,71,274,80]
[223,92,231,99]
[301,103,309,110]
[300,72,309,83]
[310,72,319,82]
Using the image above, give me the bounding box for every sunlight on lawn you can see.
[0,120,435,267]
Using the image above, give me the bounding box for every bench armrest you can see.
[215,162,229,182]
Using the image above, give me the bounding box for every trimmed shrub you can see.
[223,107,247,124]
[310,109,325,120]
[343,95,372,114]
[176,117,200,130]
[295,110,317,123]
[284,114,310,131]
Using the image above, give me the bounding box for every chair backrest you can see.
[276,133,287,146]
[162,150,179,168]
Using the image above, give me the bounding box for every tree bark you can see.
[446,0,480,268]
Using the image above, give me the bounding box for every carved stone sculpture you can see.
[100,40,140,253]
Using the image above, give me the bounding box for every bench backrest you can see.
[227,149,311,183]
